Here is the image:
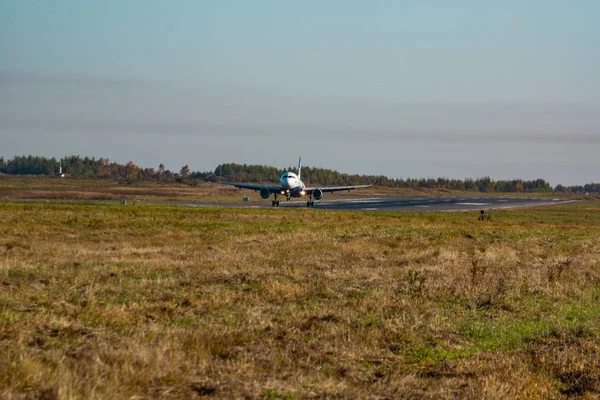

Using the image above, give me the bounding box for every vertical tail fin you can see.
[297,157,302,180]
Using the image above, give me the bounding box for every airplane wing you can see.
[220,182,282,193]
[304,185,371,193]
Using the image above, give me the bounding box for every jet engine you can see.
[260,188,271,199]
[312,188,323,201]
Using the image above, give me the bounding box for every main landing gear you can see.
[306,196,315,208]
[272,194,280,207]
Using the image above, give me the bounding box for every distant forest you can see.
[0,155,598,194]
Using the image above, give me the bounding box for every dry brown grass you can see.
[1,197,599,399]
[0,175,230,201]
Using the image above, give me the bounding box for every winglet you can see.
[297,157,302,180]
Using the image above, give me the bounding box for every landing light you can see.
[300,191,305,196]
[280,191,285,195]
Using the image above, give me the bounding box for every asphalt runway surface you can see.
[182,196,574,212]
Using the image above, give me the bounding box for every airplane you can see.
[220,157,371,207]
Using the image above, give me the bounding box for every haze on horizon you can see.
[1,0,599,186]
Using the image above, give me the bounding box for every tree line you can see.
[0,155,597,193]
[0,155,188,182]
[554,183,600,194]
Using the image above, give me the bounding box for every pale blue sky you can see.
[1,0,599,184]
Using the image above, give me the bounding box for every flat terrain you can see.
[1,196,600,399]
[0,175,583,203]
[0,175,233,202]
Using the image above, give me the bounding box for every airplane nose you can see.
[281,177,296,189]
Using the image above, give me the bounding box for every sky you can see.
[1,0,599,185]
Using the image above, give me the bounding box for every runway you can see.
[181,196,573,212]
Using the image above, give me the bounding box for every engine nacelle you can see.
[260,188,271,199]
[312,188,323,201]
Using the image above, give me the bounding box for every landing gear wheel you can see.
[272,200,276,207]
[276,200,280,207]
[311,201,315,208]
[307,201,310,207]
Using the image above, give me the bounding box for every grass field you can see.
[1,183,599,398]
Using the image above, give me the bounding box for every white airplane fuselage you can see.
[279,172,306,197]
